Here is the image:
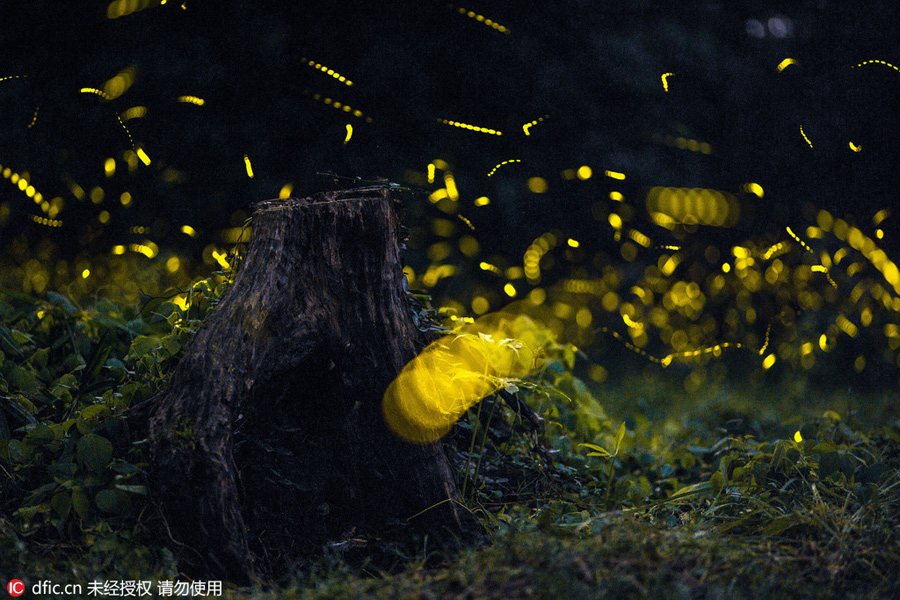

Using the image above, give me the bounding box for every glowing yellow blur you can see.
[646,187,739,227]
[383,308,548,443]
[102,66,136,100]
[177,95,206,106]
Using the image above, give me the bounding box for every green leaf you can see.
[72,489,91,520]
[80,404,111,422]
[10,329,34,346]
[95,488,131,515]
[116,484,147,495]
[670,481,712,500]
[579,443,611,458]
[77,434,113,473]
[126,335,161,362]
[710,471,726,494]
[8,365,38,392]
[51,491,72,520]
[47,291,78,316]
[7,439,31,463]
[25,424,55,446]
[614,421,627,455]
[763,514,802,536]
[30,348,49,369]
[160,336,181,357]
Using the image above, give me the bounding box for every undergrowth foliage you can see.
[0,272,232,558]
[1,268,899,596]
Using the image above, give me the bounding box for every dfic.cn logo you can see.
[7,579,25,597]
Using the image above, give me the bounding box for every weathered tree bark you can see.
[145,187,462,580]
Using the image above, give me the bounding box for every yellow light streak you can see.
[661,72,674,91]
[776,58,796,72]
[300,58,353,86]
[852,59,900,74]
[177,95,205,106]
[452,6,510,34]
[438,119,502,135]
[522,114,547,135]
[80,87,111,99]
[119,106,146,121]
[487,159,521,176]
[743,182,764,197]
[457,214,475,230]
[800,125,813,148]
[243,154,254,178]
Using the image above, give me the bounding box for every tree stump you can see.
[145,187,463,580]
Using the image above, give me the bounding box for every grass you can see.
[2,267,899,599]
[4,372,899,599]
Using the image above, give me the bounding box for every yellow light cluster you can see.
[524,232,557,283]
[420,264,458,288]
[453,6,510,34]
[646,187,739,227]
[650,133,713,155]
[827,219,900,296]
[300,58,353,86]
[438,119,502,135]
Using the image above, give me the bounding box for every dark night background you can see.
[2,0,900,390]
